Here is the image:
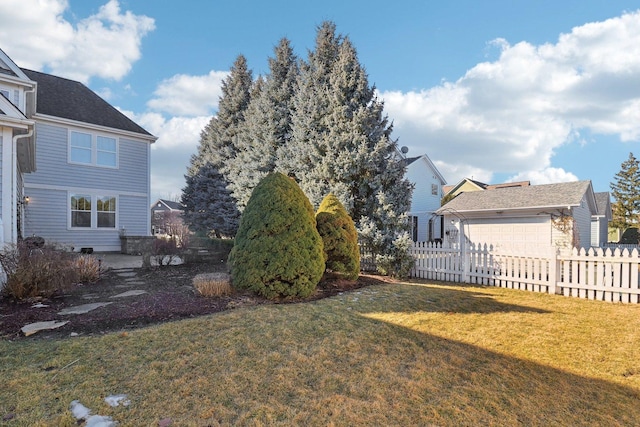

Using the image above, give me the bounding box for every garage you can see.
[463,216,552,252]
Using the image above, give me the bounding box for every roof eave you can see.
[34,113,157,143]
[437,203,580,215]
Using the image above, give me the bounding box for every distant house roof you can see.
[443,178,530,196]
[485,180,530,190]
[21,68,154,138]
[152,199,184,211]
[437,180,596,214]
[594,192,612,219]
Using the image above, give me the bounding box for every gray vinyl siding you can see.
[119,195,151,236]
[572,194,593,249]
[23,122,151,251]
[24,188,149,251]
[24,122,149,193]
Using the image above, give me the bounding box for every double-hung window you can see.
[70,194,117,229]
[69,131,117,168]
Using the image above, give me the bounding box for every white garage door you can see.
[464,217,551,253]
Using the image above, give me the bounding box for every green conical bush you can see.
[229,172,325,299]
[316,194,360,280]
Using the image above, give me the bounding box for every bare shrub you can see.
[73,255,102,283]
[152,237,182,267]
[193,272,233,297]
[0,243,78,300]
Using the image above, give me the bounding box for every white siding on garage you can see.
[571,194,593,249]
[463,216,552,252]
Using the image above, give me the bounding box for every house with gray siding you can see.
[591,192,612,247]
[0,47,156,251]
[437,180,598,253]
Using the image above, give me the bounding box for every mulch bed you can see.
[0,262,390,341]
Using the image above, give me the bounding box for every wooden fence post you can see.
[549,247,559,294]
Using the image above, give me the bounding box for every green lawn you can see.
[2,280,640,426]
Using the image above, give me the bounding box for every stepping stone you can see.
[115,284,134,289]
[124,280,145,285]
[21,320,69,336]
[116,272,137,278]
[58,302,112,315]
[110,290,147,298]
[81,294,101,300]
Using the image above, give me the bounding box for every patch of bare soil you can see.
[0,263,390,341]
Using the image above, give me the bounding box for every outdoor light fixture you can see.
[22,196,30,205]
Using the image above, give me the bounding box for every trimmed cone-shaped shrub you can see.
[316,194,360,280]
[229,172,325,299]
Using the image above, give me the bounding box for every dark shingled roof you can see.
[403,156,421,166]
[22,69,153,137]
[594,192,611,217]
[437,180,593,214]
[154,199,185,211]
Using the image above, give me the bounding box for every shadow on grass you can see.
[346,279,551,315]
[353,313,640,425]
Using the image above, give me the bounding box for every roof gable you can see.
[0,48,30,81]
[594,192,612,219]
[443,178,487,196]
[405,154,447,185]
[152,199,184,211]
[437,180,596,214]
[21,68,153,137]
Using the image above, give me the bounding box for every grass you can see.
[2,280,640,426]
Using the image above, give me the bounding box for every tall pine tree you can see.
[187,55,253,176]
[276,22,414,276]
[226,39,299,209]
[610,152,640,234]
[182,55,252,236]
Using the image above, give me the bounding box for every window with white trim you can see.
[70,194,117,229]
[71,195,92,228]
[69,131,118,167]
[431,184,439,196]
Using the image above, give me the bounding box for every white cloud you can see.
[0,0,154,83]
[508,168,579,185]
[147,71,229,116]
[382,10,640,186]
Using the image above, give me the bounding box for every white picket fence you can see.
[410,242,640,303]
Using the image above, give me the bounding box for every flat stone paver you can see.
[58,302,113,315]
[114,271,137,278]
[21,320,69,336]
[110,290,147,298]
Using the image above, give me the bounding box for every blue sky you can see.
[1,0,640,202]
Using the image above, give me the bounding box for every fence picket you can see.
[404,241,640,304]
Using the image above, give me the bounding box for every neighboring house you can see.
[437,180,598,252]
[151,199,185,235]
[443,177,530,201]
[404,154,447,242]
[0,48,156,251]
[591,192,612,247]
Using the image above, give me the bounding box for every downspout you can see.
[12,130,33,242]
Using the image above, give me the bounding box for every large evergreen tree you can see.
[182,55,252,237]
[276,22,414,276]
[226,39,299,209]
[610,152,640,233]
[181,163,240,238]
[187,55,253,176]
